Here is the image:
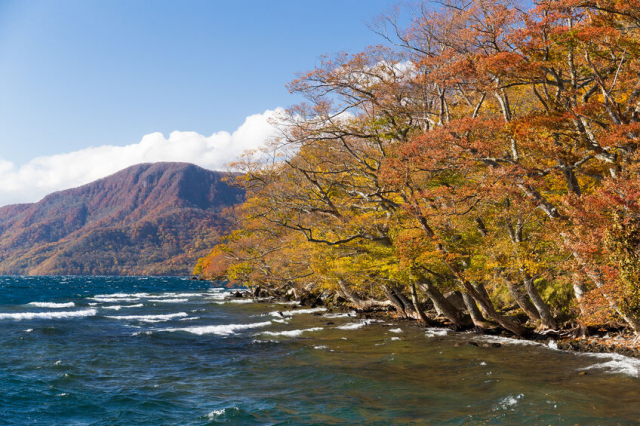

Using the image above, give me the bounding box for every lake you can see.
[1,276,638,425]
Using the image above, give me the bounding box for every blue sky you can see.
[0,0,403,205]
[0,0,400,163]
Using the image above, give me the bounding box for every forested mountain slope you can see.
[0,162,243,275]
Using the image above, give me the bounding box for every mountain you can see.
[0,162,244,276]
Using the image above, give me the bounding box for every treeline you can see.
[196,0,640,336]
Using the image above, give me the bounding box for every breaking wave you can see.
[0,309,97,321]
[27,302,75,308]
[163,321,273,336]
[106,312,188,322]
[261,327,324,337]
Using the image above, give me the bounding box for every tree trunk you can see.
[383,285,411,318]
[572,274,588,316]
[473,282,493,318]
[417,280,471,328]
[522,271,557,329]
[502,273,541,321]
[461,292,491,329]
[391,285,418,318]
[336,279,393,311]
[410,281,437,326]
[457,278,527,336]
[415,214,526,335]
[570,249,640,334]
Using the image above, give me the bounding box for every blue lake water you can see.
[1,276,639,425]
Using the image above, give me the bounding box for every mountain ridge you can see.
[0,162,243,276]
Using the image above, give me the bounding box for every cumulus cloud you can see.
[0,108,283,207]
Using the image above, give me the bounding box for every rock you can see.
[326,321,335,325]
[466,341,479,347]
[233,291,244,298]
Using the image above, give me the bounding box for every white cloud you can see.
[0,108,283,207]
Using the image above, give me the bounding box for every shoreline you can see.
[229,288,640,360]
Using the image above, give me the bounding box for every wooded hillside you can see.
[0,162,243,276]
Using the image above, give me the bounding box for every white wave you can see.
[226,299,255,304]
[103,305,122,311]
[323,312,354,319]
[164,321,272,336]
[179,317,200,321]
[251,339,279,344]
[28,302,75,308]
[24,329,33,333]
[132,330,154,337]
[389,328,403,333]
[145,293,177,298]
[154,299,189,303]
[476,335,539,346]
[268,308,326,317]
[425,328,450,338]
[262,327,324,337]
[580,352,640,378]
[336,319,379,330]
[207,407,240,420]
[93,292,149,298]
[272,318,290,324]
[102,304,144,311]
[206,294,227,301]
[548,340,558,350]
[167,293,205,298]
[106,312,188,322]
[0,309,97,321]
[493,394,524,411]
[91,297,141,303]
[313,345,328,350]
[391,337,401,341]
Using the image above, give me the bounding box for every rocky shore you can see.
[224,285,640,359]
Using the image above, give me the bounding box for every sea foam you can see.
[425,328,450,338]
[323,312,354,319]
[102,304,144,311]
[580,352,640,378]
[164,321,272,336]
[106,312,188,322]
[91,297,141,303]
[493,394,525,411]
[336,319,379,330]
[268,308,326,317]
[261,327,324,337]
[27,302,75,308]
[0,309,97,321]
